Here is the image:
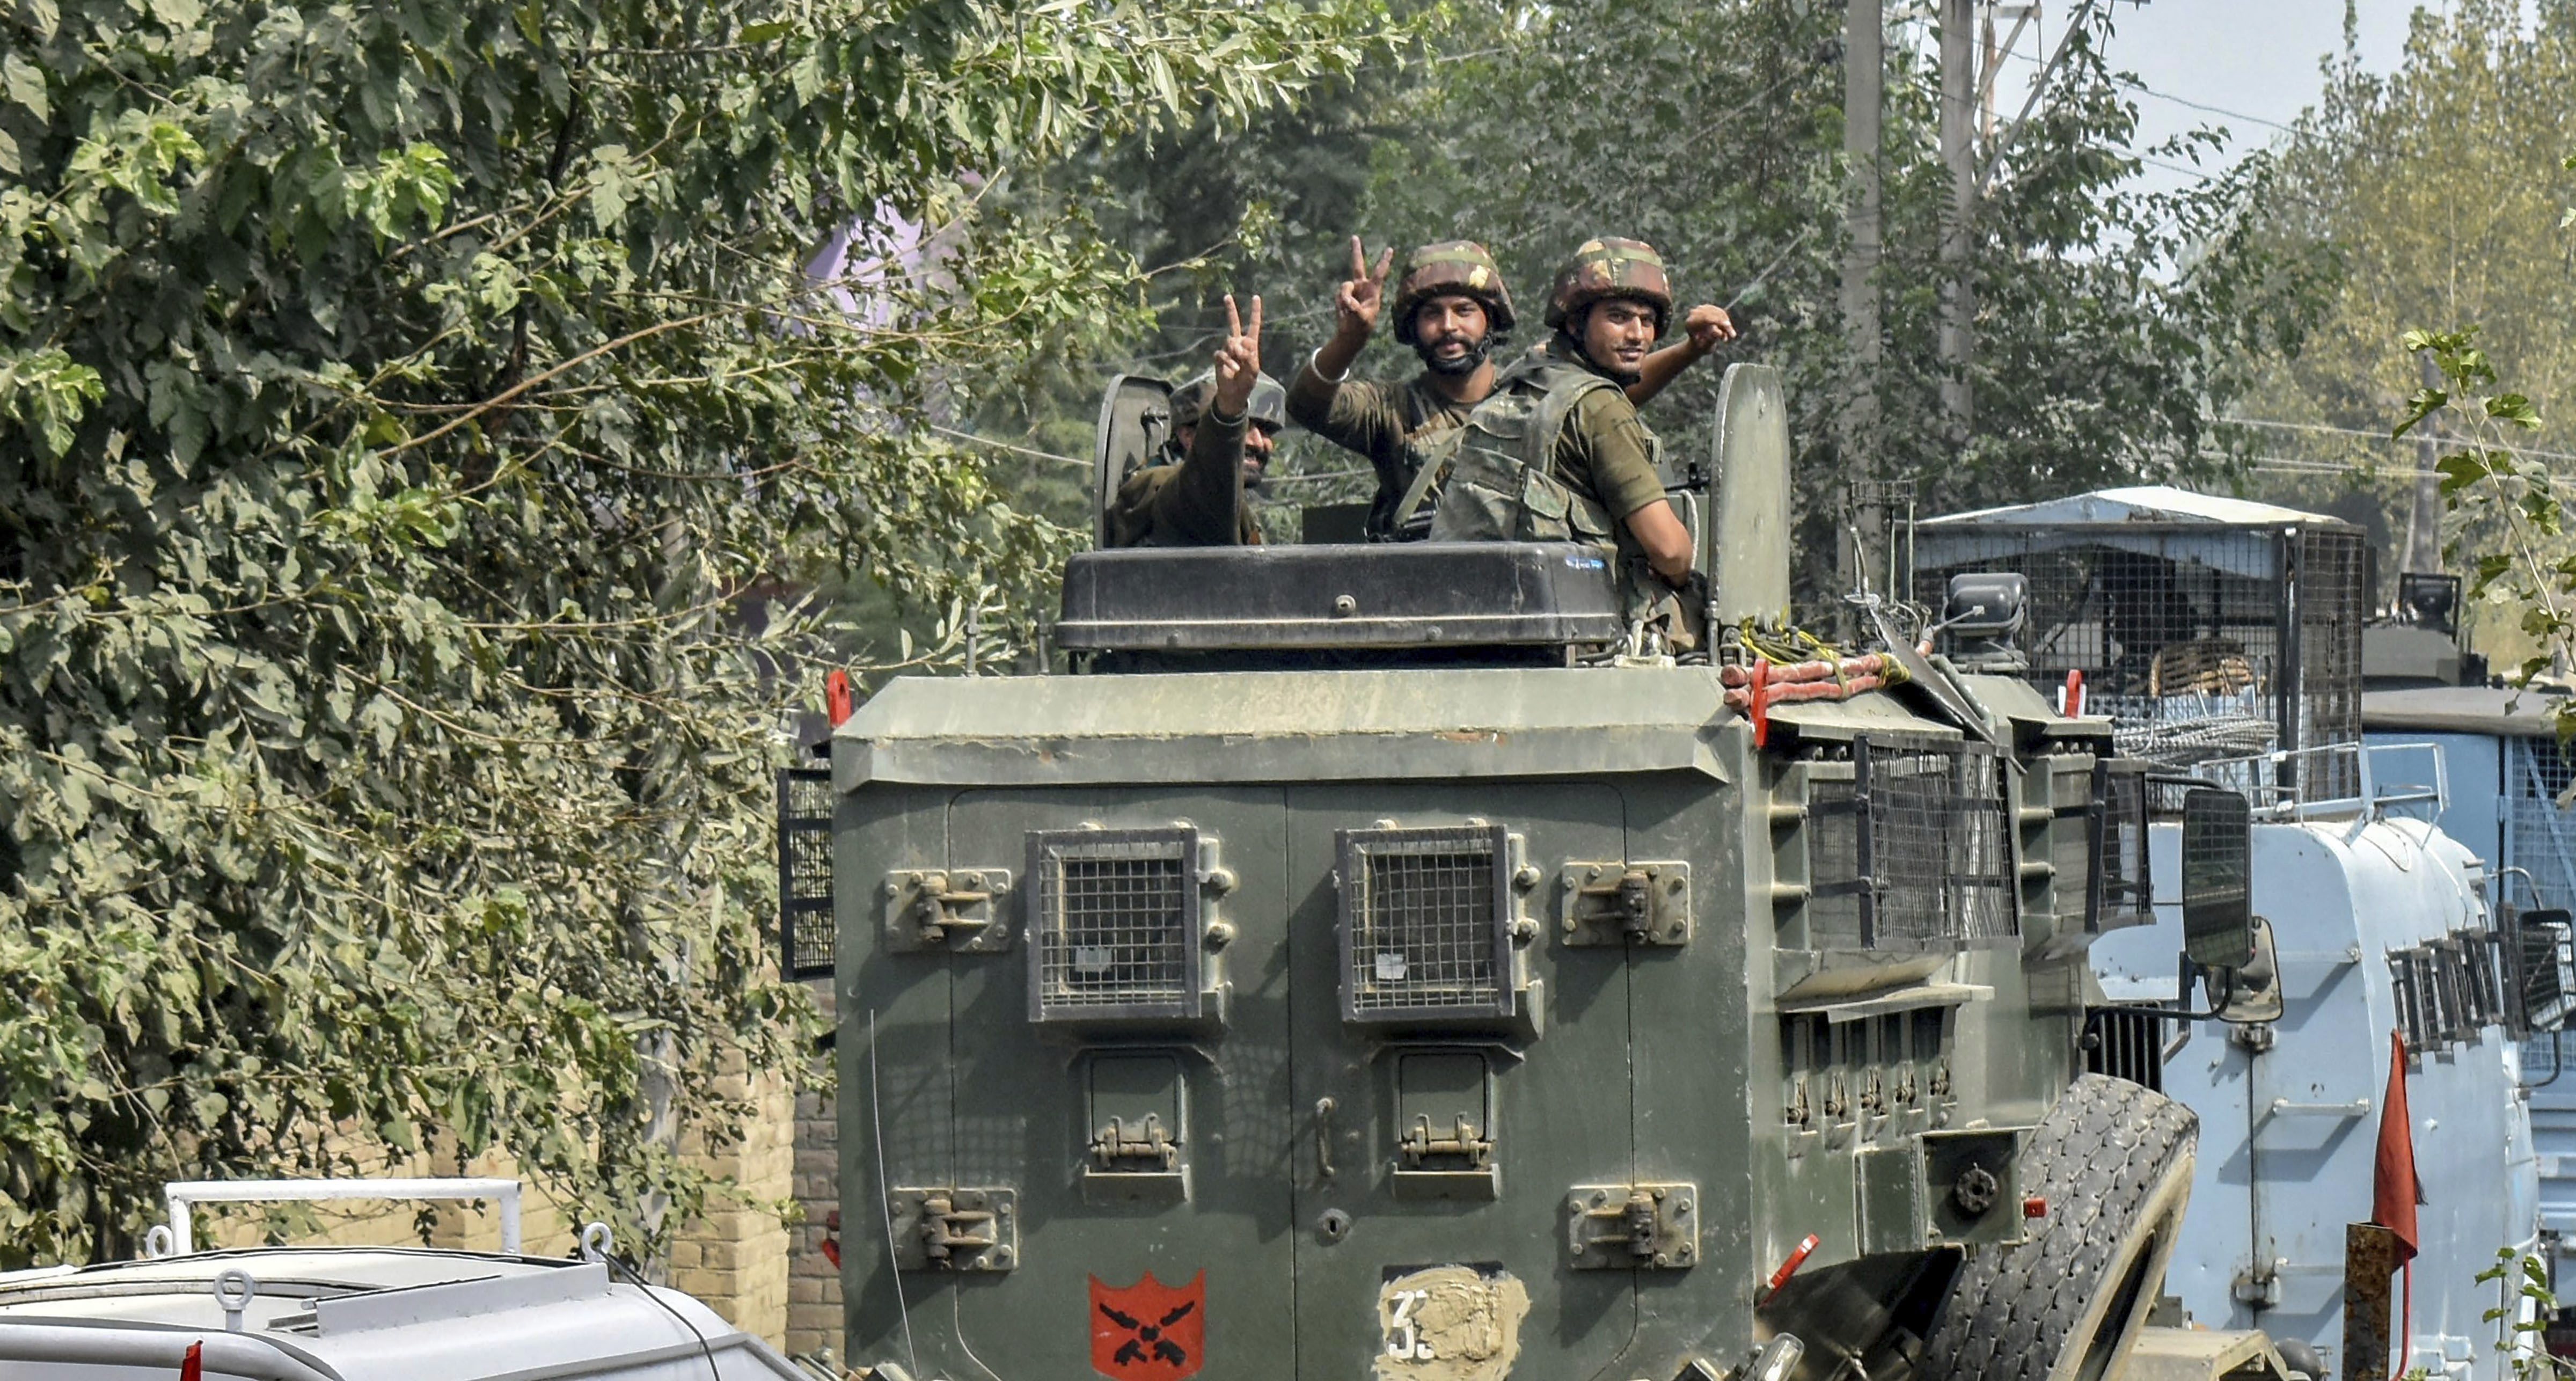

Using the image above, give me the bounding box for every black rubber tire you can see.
[1916,1073,2198,1381]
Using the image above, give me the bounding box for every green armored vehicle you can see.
[821,368,2286,1381]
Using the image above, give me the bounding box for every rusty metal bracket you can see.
[887,1187,1018,1272]
[1564,1182,1699,1269]
[1556,861,1692,947]
[881,868,1014,953]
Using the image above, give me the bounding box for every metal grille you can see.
[2083,1006,2166,1093]
[1806,737,2017,950]
[1338,825,1514,1022]
[2296,530,2367,802]
[776,766,835,978]
[2506,738,2576,912]
[2091,761,2153,931]
[1027,828,1201,1022]
[2522,917,2576,1033]
[1913,522,2364,797]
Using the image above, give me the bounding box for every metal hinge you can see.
[1090,1116,1180,1173]
[882,868,1015,953]
[887,1188,1018,1271]
[1399,1115,1494,1170]
[1557,861,1692,947]
[1565,1182,1699,1269]
[2231,1258,2284,1306]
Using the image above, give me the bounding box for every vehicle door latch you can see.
[887,1188,1018,1272]
[1565,1182,1699,1269]
[1557,862,1692,947]
[882,868,1014,953]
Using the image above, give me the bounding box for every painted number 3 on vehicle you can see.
[1372,1266,1531,1381]
[1384,1289,1437,1361]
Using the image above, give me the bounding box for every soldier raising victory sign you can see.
[1107,294,1279,548]
[1291,235,1739,540]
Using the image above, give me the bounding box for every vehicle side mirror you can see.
[2179,788,2255,970]
[2521,911,2576,1034]
[2199,916,2285,1026]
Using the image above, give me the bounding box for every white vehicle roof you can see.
[0,1247,803,1381]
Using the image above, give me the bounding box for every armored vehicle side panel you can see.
[835,668,2104,1380]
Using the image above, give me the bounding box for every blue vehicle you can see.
[2360,578,2576,1359]
[1917,491,2563,1381]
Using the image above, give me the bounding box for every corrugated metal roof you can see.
[1920,484,2350,530]
[2361,685,2568,737]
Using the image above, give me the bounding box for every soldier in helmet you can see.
[1292,236,1737,539]
[1108,294,1280,547]
[1428,238,1701,620]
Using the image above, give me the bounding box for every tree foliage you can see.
[0,0,1388,1263]
[2242,0,2576,627]
[1339,0,2331,604]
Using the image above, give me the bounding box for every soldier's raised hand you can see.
[1334,236,1394,339]
[1212,294,1264,419]
[1683,303,1739,353]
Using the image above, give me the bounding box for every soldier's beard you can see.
[1417,333,1493,376]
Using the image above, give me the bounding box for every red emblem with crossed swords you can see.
[1089,1270,1205,1380]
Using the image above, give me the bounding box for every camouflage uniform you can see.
[1429,238,1680,616]
[1288,241,1517,540]
[1106,372,1284,548]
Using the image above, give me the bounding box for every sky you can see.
[1992,0,2424,198]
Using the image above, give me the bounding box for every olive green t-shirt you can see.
[1540,337,1666,524]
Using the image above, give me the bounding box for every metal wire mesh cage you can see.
[1337,825,1518,1023]
[1806,736,2017,951]
[1913,489,2365,802]
[1026,827,1205,1023]
[2089,761,2153,931]
[775,766,836,979]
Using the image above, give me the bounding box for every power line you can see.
[2216,415,2576,466]
[2117,79,2296,134]
[1991,40,2297,134]
[927,423,1088,468]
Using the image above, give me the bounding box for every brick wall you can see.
[187,1062,800,1353]
[667,1052,797,1348]
[785,978,843,1363]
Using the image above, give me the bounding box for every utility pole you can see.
[2402,352,2445,583]
[1938,0,1977,435]
[1838,0,1884,604]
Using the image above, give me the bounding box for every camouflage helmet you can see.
[1171,369,1288,433]
[1391,240,1517,345]
[1544,237,1673,336]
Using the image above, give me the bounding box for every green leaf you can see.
[2435,452,2491,497]
[2394,386,2447,439]
[2,54,47,123]
[2486,392,2542,429]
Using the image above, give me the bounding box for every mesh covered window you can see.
[1912,521,2365,797]
[1337,825,1517,1023]
[1807,737,2018,951]
[2389,951,2426,1050]
[2089,761,2153,931]
[1026,828,1203,1022]
[776,766,836,978]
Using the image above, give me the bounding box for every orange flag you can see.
[2371,1029,2423,1265]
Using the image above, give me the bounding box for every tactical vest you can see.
[1368,382,1473,543]
[1415,356,1696,646]
[1420,356,1630,546]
